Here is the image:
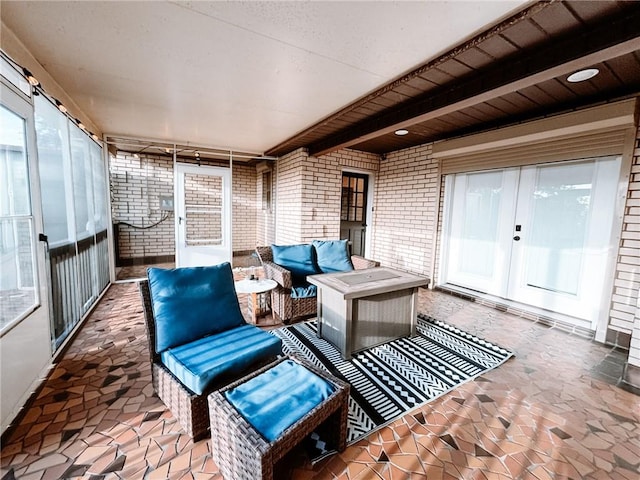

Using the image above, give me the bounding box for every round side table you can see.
[234,278,277,324]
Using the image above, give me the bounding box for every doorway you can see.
[175,163,231,267]
[340,172,369,256]
[1,80,51,432]
[442,156,621,328]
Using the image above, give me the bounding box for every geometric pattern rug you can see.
[269,314,514,454]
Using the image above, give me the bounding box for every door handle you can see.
[513,236,521,241]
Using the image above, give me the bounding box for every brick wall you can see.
[110,152,259,260]
[232,163,257,251]
[110,152,175,260]
[616,127,640,366]
[313,149,380,242]
[274,148,379,244]
[369,145,437,276]
[274,149,305,244]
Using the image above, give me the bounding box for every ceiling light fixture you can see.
[91,133,99,142]
[75,118,86,130]
[567,68,599,83]
[395,129,409,136]
[22,67,39,86]
[55,99,67,113]
[195,151,200,158]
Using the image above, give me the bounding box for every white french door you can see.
[175,163,232,267]
[443,156,621,328]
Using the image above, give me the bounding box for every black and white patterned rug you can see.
[269,314,514,452]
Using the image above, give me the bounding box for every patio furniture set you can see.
[138,239,428,479]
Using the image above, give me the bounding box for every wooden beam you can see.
[308,8,640,157]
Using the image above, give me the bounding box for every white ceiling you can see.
[1,1,529,154]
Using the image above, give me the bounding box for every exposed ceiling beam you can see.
[307,7,640,157]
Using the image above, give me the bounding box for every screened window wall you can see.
[34,96,109,349]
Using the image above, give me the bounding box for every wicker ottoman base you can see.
[208,356,350,480]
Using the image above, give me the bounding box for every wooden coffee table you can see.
[307,267,430,359]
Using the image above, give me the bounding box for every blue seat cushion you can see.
[148,263,246,353]
[271,244,320,284]
[160,324,282,395]
[291,282,317,299]
[225,359,335,442]
[312,240,354,273]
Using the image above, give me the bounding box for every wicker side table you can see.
[234,278,277,324]
[208,356,350,480]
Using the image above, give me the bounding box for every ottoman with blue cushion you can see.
[208,355,349,480]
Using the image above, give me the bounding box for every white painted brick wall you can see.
[232,163,257,251]
[110,152,175,259]
[110,152,259,259]
[274,148,379,245]
[615,128,640,366]
[369,145,437,276]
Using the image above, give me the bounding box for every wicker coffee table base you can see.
[208,356,350,480]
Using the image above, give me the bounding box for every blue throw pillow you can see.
[147,263,245,353]
[312,239,354,273]
[271,244,320,284]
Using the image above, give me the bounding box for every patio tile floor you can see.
[1,269,638,479]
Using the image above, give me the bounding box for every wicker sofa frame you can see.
[256,245,379,324]
[208,355,350,480]
[138,280,278,440]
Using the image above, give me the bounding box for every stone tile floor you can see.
[1,269,639,480]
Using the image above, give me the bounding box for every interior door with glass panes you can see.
[340,172,369,257]
[175,163,231,267]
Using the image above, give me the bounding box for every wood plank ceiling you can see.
[265,0,640,157]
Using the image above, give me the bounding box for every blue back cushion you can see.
[312,239,354,273]
[225,359,334,442]
[271,244,320,284]
[147,263,245,353]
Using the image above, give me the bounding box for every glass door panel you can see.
[444,168,517,295]
[443,157,621,328]
[508,157,621,324]
[0,103,38,330]
[175,164,231,267]
[340,172,369,256]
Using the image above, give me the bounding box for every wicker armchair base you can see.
[152,363,210,440]
[208,356,350,480]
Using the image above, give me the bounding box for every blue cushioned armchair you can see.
[256,240,379,324]
[138,262,282,439]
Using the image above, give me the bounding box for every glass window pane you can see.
[35,96,73,245]
[90,141,107,232]
[185,173,223,246]
[1,57,31,97]
[525,162,594,295]
[0,104,37,330]
[70,124,95,238]
[0,105,31,216]
[459,171,504,277]
[0,219,37,329]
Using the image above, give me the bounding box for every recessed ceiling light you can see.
[567,68,599,83]
[395,129,409,136]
